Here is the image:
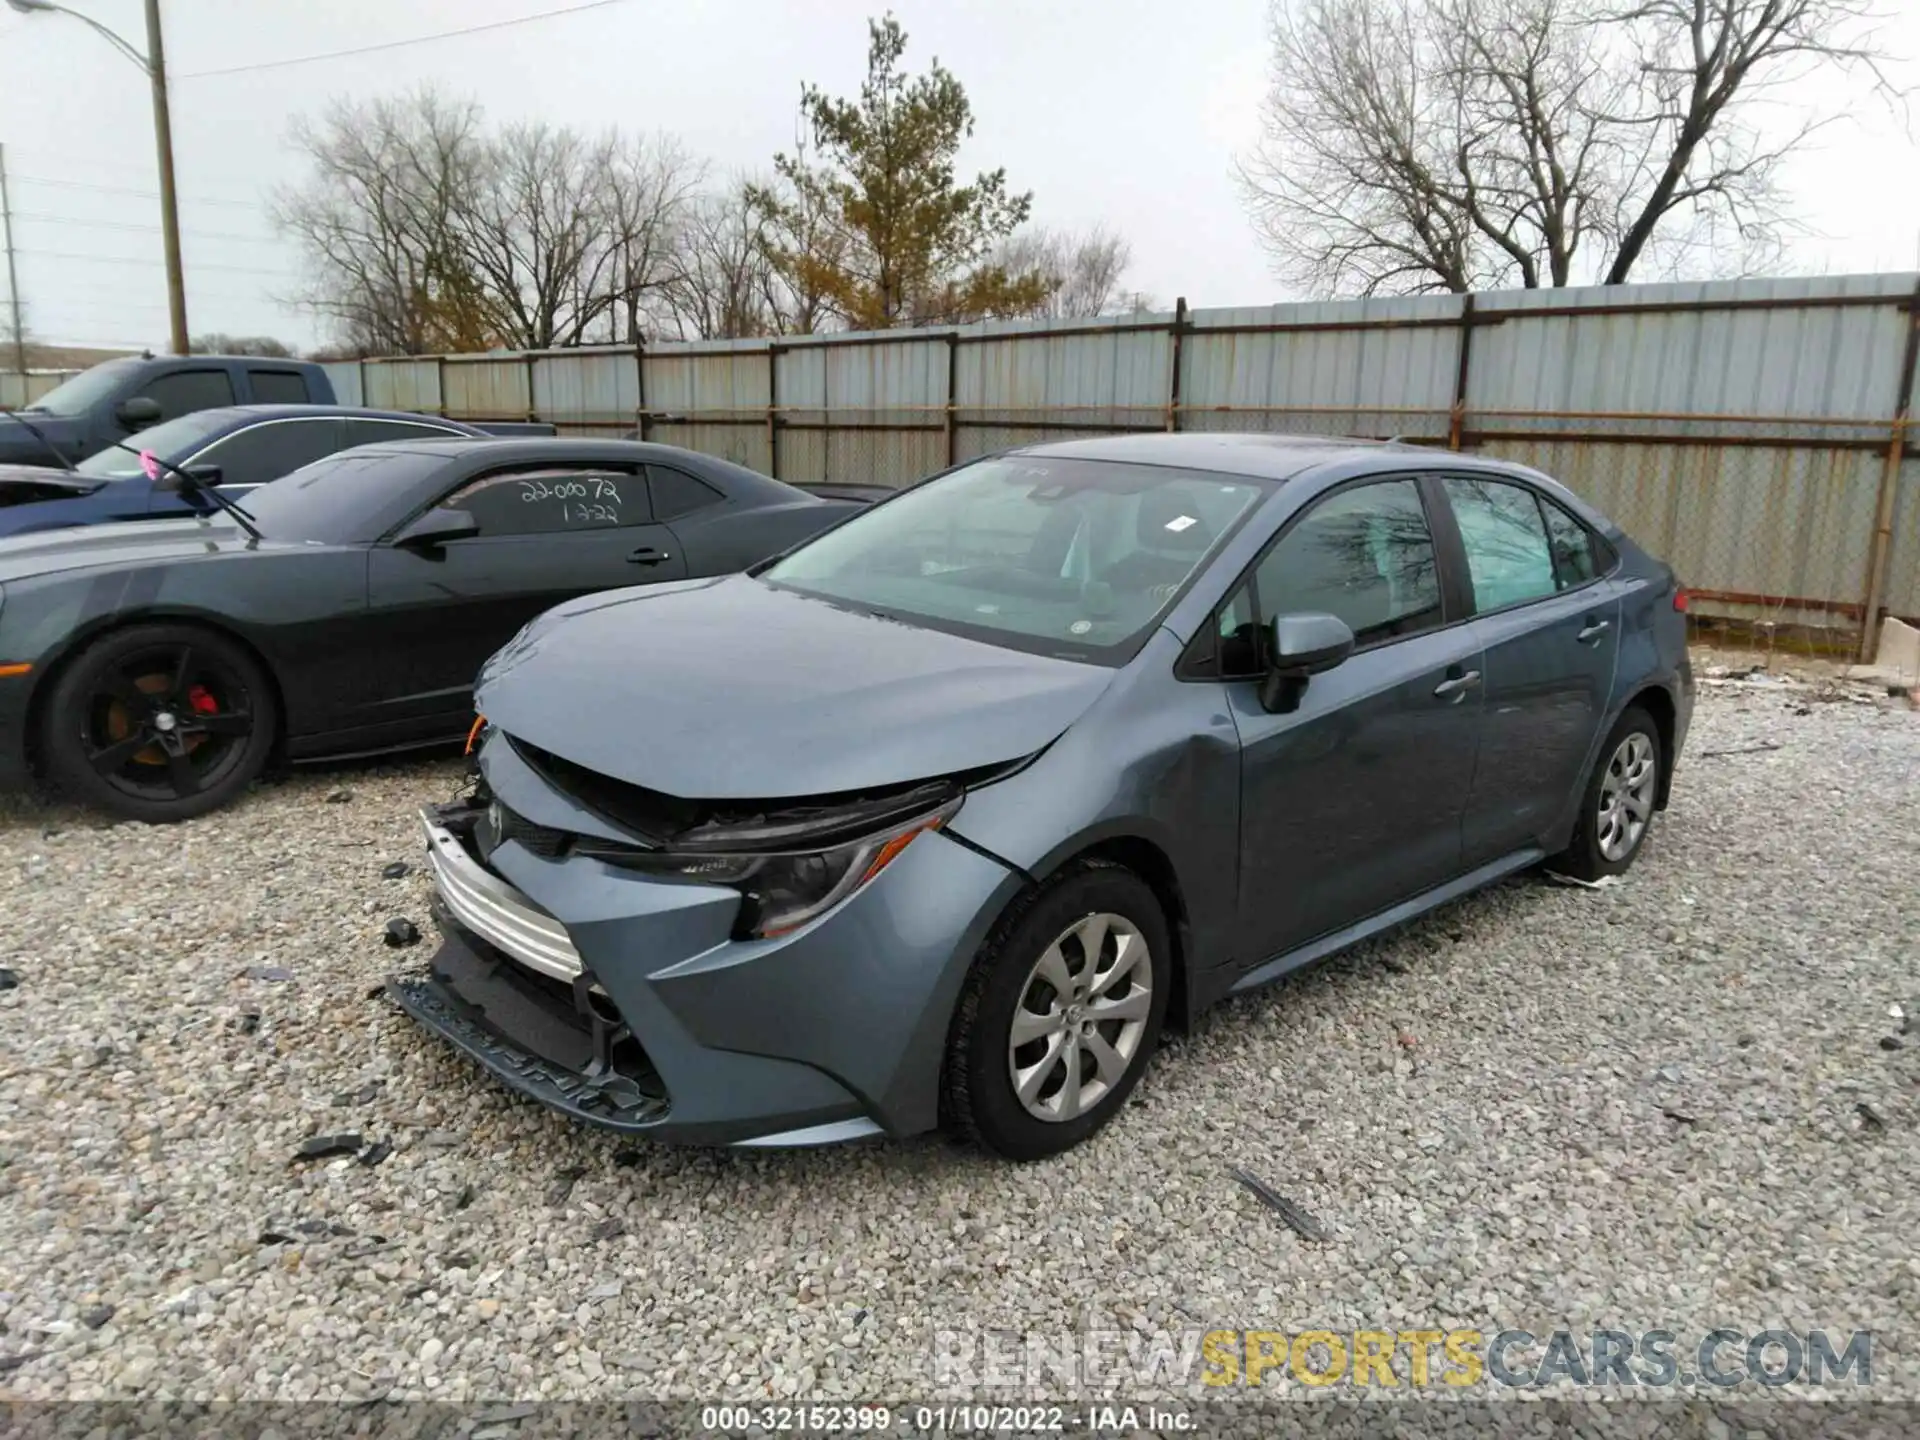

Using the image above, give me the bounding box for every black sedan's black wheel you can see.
[41,624,276,823]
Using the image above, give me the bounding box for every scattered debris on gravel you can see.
[1,689,1916,1403]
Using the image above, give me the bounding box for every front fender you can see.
[947,630,1242,990]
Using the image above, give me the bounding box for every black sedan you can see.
[0,439,868,821]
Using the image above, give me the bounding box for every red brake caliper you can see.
[187,684,219,716]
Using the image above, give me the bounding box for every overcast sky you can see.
[1,0,1916,354]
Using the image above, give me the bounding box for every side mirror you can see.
[180,464,222,490]
[394,506,480,549]
[115,396,163,430]
[1258,611,1355,714]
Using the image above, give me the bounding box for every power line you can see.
[16,247,292,279]
[13,174,264,211]
[10,210,277,245]
[176,0,637,80]
[5,148,265,198]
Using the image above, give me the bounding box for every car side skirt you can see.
[1223,846,1546,1001]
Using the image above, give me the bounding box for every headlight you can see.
[579,796,960,939]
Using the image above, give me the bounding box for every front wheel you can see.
[1553,706,1662,881]
[40,624,277,823]
[942,862,1171,1160]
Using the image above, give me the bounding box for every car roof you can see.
[191,404,484,428]
[1004,431,1425,481]
[346,436,738,465]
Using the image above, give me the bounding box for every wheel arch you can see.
[22,610,290,778]
[1021,829,1195,1034]
[1621,682,1677,809]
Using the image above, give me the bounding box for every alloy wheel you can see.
[1596,731,1658,862]
[81,643,256,804]
[1007,911,1153,1123]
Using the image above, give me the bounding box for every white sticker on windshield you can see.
[1164,515,1198,533]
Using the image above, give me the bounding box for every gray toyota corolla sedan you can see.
[389,433,1692,1160]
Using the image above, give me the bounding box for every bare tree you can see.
[274,90,490,355]
[276,91,703,353]
[191,333,296,357]
[661,181,782,340]
[1239,0,1900,295]
[990,226,1141,318]
[601,134,707,344]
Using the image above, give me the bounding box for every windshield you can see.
[21,358,144,418]
[763,456,1269,662]
[245,448,450,544]
[74,410,237,478]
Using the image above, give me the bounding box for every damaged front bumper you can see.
[390,780,1021,1146]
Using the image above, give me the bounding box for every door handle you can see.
[627,546,671,565]
[1577,618,1612,643]
[1433,669,1481,700]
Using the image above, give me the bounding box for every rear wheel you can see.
[942,862,1170,1160]
[1553,706,1662,881]
[41,624,276,823]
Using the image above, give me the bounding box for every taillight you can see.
[1672,587,1690,613]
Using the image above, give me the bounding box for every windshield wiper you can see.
[107,441,263,541]
[0,408,76,470]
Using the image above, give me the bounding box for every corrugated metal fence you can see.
[323,273,1920,650]
[19,273,1914,649]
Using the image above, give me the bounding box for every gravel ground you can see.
[1,682,1916,1408]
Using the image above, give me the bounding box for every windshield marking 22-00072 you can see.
[761,457,1270,664]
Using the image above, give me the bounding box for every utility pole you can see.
[145,0,188,355]
[0,142,25,379]
[5,0,188,354]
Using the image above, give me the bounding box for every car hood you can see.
[475,574,1116,800]
[0,515,281,585]
[0,463,105,500]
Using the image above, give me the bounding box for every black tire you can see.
[40,623,277,823]
[942,860,1171,1161]
[1552,705,1662,881]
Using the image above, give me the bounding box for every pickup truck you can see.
[0,354,345,467]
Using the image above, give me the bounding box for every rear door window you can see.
[342,418,468,447]
[1442,477,1561,612]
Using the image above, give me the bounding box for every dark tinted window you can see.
[342,418,466,447]
[248,369,311,404]
[443,467,643,537]
[1249,479,1443,648]
[1443,477,1558,612]
[135,369,236,422]
[194,418,343,488]
[245,450,452,544]
[1540,495,1604,587]
[648,466,724,520]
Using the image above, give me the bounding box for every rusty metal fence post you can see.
[766,343,781,480]
[1167,297,1188,432]
[634,340,648,443]
[945,331,960,466]
[434,356,448,418]
[1856,280,1920,660]
[1449,295,1476,451]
